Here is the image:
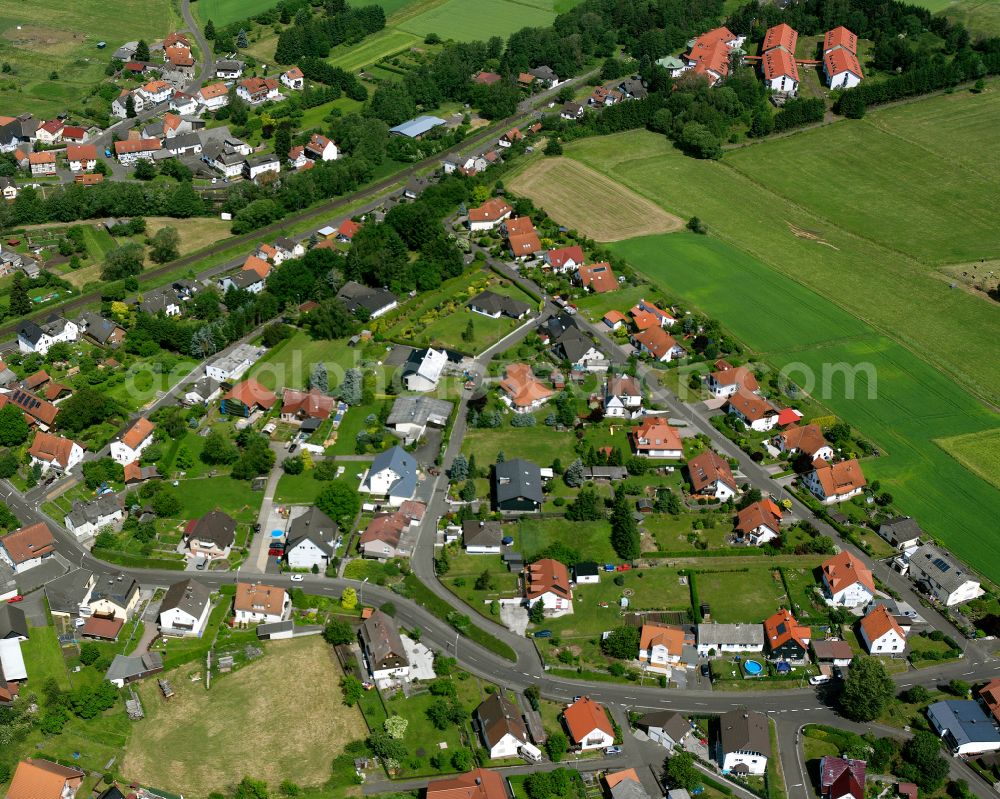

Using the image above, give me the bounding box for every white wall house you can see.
[234,583,289,625]
[159,579,212,637]
[18,318,79,355]
[821,552,875,608]
[907,544,983,606]
[110,418,155,465]
[859,606,906,655]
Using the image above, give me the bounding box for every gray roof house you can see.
[927,700,1000,755]
[336,281,398,318]
[359,609,409,679]
[64,494,123,538]
[462,520,503,553]
[158,578,212,637]
[77,311,124,347]
[468,290,531,320]
[552,327,602,365]
[637,710,692,748]
[877,517,923,550]
[105,651,164,687]
[493,458,543,513]
[611,779,652,799]
[697,622,765,655]
[716,709,770,774]
[285,507,338,570]
[386,396,453,442]
[44,569,96,616]
[361,446,418,504]
[907,544,982,606]
[0,603,28,640]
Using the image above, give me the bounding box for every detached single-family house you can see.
[823,27,863,89]
[402,347,448,392]
[716,708,769,775]
[0,523,56,574]
[66,144,97,172]
[170,91,199,115]
[6,760,85,799]
[859,605,906,654]
[215,59,244,79]
[633,326,686,363]
[281,387,334,422]
[198,82,230,111]
[979,680,1000,725]
[281,66,305,90]
[773,424,834,462]
[360,608,409,682]
[805,458,866,504]
[821,551,875,608]
[158,579,212,637]
[577,262,616,293]
[604,375,643,418]
[529,65,560,88]
[820,757,866,799]
[63,495,123,539]
[877,517,923,551]
[552,328,604,370]
[499,363,553,414]
[503,218,542,260]
[28,151,56,176]
[18,316,79,355]
[697,622,766,656]
[638,623,685,673]
[114,138,161,165]
[468,290,530,319]
[234,582,289,625]
[305,132,338,161]
[637,711,693,749]
[86,569,140,620]
[560,102,585,120]
[29,432,84,474]
[707,366,758,399]
[205,343,264,383]
[726,389,780,432]
[77,312,125,348]
[763,608,810,662]
[463,520,503,555]
[494,459,544,513]
[544,245,585,273]
[184,510,237,561]
[360,446,418,506]
[237,77,281,105]
[426,770,507,799]
[336,281,398,318]
[476,693,542,760]
[110,417,155,465]
[524,558,572,613]
[631,417,682,458]
[927,700,1000,756]
[735,499,783,546]
[359,512,408,560]
[34,119,63,144]
[631,299,675,327]
[907,544,982,606]
[0,176,17,200]
[244,154,280,182]
[386,395,453,443]
[563,697,614,750]
[285,507,338,571]
[221,379,277,416]
[467,197,513,231]
[687,450,738,501]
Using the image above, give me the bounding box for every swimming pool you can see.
[743,659,763,676]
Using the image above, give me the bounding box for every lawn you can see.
[517,518,617,563]
[396,0,558,41]
[145,217,236,258]
[0,0,176,122]
[195,0,277,27]
[913,0,1000,35]
[125,636,362,796]
[173,476,263,523]
[249,329,375,392]
[696,562,823,624]
[507,157,684,242]
[460,424,579,467]
[605,229,1000,582]
[21,625,71,689]
[274,471,325,505]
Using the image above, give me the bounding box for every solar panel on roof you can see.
[932,558,950,572]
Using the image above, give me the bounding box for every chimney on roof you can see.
[475,778,482,786]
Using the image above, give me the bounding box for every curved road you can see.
[179,0,215,93]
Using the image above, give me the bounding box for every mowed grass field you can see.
[0,0,175,121]
[196,0,278,27]
[610,231,1000,581]
[911,0,1000,36]
[125,637,362,796]
[508,157,684,242]
[396,0,558,41]
[327,28,422,72]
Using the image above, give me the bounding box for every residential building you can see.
[552,328,604,370]
[0,390,59,430]
[773,424,834,461]
[184,510,237,560]
[524,558,572,612]
[336,281,398,318]
[360,446,418,506]
[158,579,212,637]
[684,27,746,86]
[425,770,507,799]
[574,561,600,583]
[631,417,682,458]
[244,154,280,182]
[907,544,982,606]
[386,395,453,443]
[468,290,530,319]
[805,458,866,504]
[114,138,161,165]
[716,709,769,775]
[281,387,334,422]
[820,757,866,799]
[137,288,181,316]
[360,608,409,681]
[475,693,541,760]
[359,512,408,559]
[77,312,125,347]
[221,379,277,417]
[218,268,264,294]
[35,120,64,144]
[234,582,289,625]
[979,679,1000,725]
[0,176,17,200]
[564,697,614,750]
[197,82,230,111]
[544,245,585,272]
[502,216,541,260]
[285,507,338,570]
[402,346,449,392]
[561,101,585,120]
[735,500,782,546]
[215,59,244,79]
[726,389,780,432]
[17,316,79,355]
[28,151,56,176]
[184,376,221,406]
[687,450,738,501]
[274,237,304,261]
[821,551,875,607]
[87,569,140,620]
[763,608,810,662]
[170,91,199,115]
[638,623,685,672]
[63,495,122,539]
[696,622,765,656]
[0,523,56,574]
[44,569,96,619]
[927,700,1000,756]
[28,432,83,474]
[707,366,758,399]
[761,23,800,93]
[205,343,264,382]
[632,326,686,362]
[305,132,338,161]
[335,218,360,241]
[607,770,651,799]
[604,375,643,419]
[110,417,155,465]
[810,639,854,666]
[877,517,923,551]
[631,299,675,327]
[577,262,617,293]
[281,66,305,90]
[463,520,503,555]
[104,652,163,687]
[494,459,544,513]
[823,27,863,89]
[637,711,693,749]
[859,605,906,654]
[467,197,513,231]
[529,65,560,88]
[66,144,97,172]
[5,759,85,799]
[237,77,281,104]
[499,363,553,414]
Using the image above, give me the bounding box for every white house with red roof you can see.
[563,697,614,750]
[34,120,64,145]
[467,197,513,231]
[28,152,56,176]
[524,558,572,614]
[237,77,281,105]
[631,417,682,458]
[281,66,305,90]
[735,499,782,546]
[805,458,866,504]
[110,417,155,465]
[28,432,84,474]
[687,450,737,501]
[544,245,585,273]
[197,83,230,111]
[821,551,875,607]
[773,424,834,461]
[577,262,617,293]
[707,365,759,399]
[761,23,800,94]
[631,299,675,327]
[726,389,780,432]
[604,374,643,418]
[632,327,686,363]
[684,27,746,86]
[823,26,864,89]
[859,605,906,654]
[66,145,97,173]
[305,133,338,161]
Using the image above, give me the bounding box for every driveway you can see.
[500,603,529,637]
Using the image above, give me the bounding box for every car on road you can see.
[6,595,23,603]
[104,148,112,157]
[700,664,710,678]
[533,629,553,638]
[290,574,304,582]
[604,746,622,756]
[809,674,832,685]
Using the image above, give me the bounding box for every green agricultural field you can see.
[0,0,176,121]
[396,0,557,42]
[327,28,422,72]
[609,231,1000,580]
[911,0,1000,36]
[196,0,277,28]
[567,112,1000,406]
[935,428,1000,491]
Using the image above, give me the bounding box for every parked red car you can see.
[268,548,283,557]
[615,564,632,572]
[6,595,23,603]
